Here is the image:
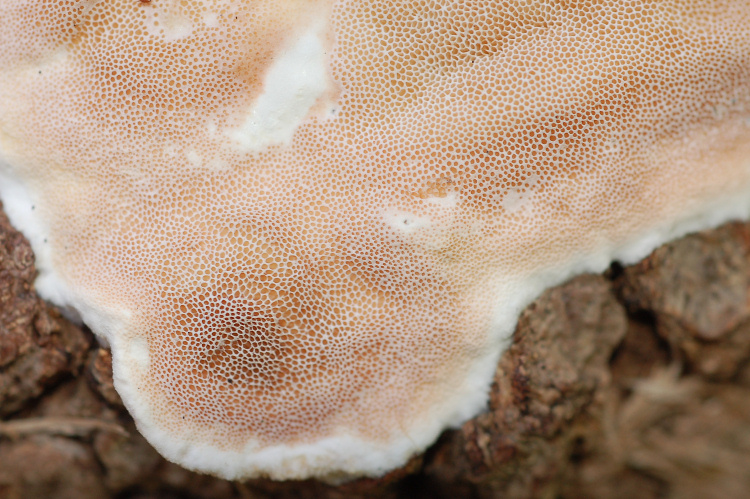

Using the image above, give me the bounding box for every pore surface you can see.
[1,0,750,482]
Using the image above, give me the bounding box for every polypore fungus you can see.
[1,0,750,483]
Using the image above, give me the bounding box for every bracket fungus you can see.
[2,0,750,483]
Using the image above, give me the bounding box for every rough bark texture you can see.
[2,203,750,499]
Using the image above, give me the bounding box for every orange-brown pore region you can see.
[140,213,475,449]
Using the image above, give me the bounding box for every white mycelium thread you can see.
[1,0,750,483]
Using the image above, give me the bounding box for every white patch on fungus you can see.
[384,210,430,233]
[202,12,220,29]
[228,22,332,152]
[143,4,195,42]
[2,0,750,484]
